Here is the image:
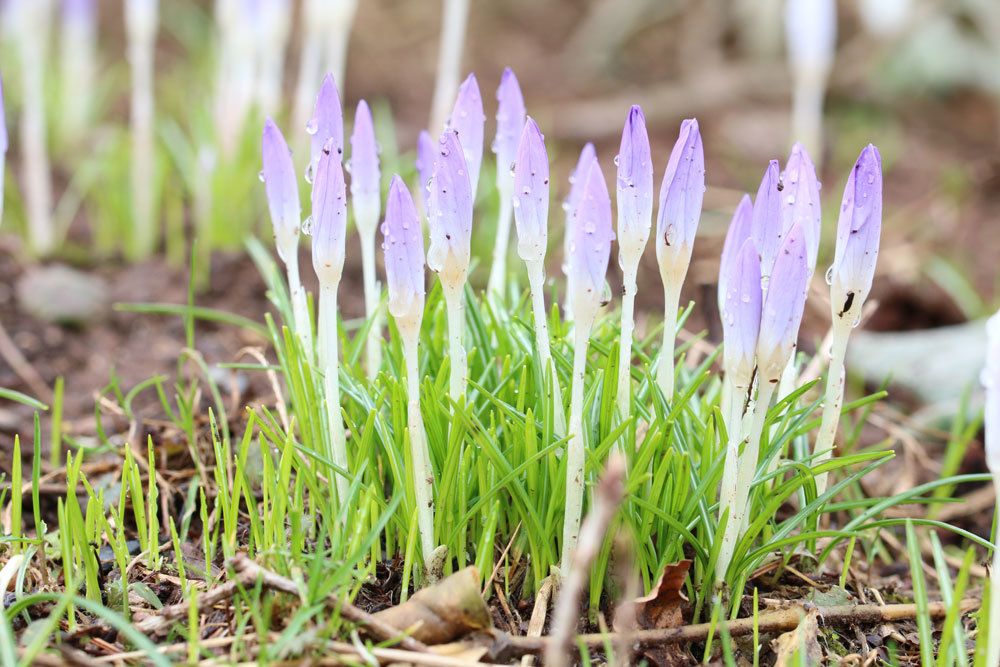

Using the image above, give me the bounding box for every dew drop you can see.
[302,216,314,235]
[305,119,319,135]
[258,170,266,182]
[825,265,834,285]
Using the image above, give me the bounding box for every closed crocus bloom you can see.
[446,73,484,197]
[751,159,784,278]
[382,176,426,321]
[718,194,753,307]
[655,118,705,281]
[512,117,548,262]
[756,223,809,382]
[568,159,614,316]
[829,144,882,325]
[311,139,347,285]
[307,74,343,180]
[494,67,525,189]
[415,130,434,213]
[427,130,474,287]
[350,100,380,231]
[563,143,597,271]
[782,143,822,271]
[261,118,301,259]
[616,105,654,260]
[722,239,763,381]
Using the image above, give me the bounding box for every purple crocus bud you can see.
[415,130,434,213]
[382,175,425,320]
[261,118,301,259]
[616,104,654,261]
[494,67,525,191]
[655,118,705,280]
[718,194,753,309]
[756,223,810,382]
[563,142,597,313]
[426,130,474,286]
[307,73,343,180]
[722,239,762,380]
[512,117,548,262]
[311,138,347,285]
[829,144,882,324]
[446,73,485,197]
[781,143,822,271]
[349,99,380,231]
[750,160,784,278]
[568,159,614,314]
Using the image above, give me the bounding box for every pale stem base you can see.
[988,476,1000,667]
[616,264,639,419]
[486,189,514,298]
[716,381,776,582]
[360,227,383,380]
[403,332,436,568]
[292,36,323,141]
[717,376,749,525]
[814,320,851,496]
[656,282,682,402]
[130,39,156,258]
[561,307,596,574]
[428,0,470,133]
[526,260,566,437]
[283,249,314,356]
[443,282,468,402]
[791,64,830,165]
[319,285,349,505]
[19,33,54,255]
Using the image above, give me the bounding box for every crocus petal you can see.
[830,144,882,319]
[446,73,485,197]
[569,158,614,300]
[415,130,434,212]
[616,104,654,251]
[512,117,548,262]
[563,142,597,282]
[307,73,343,178]
[722,239,762,377]
[349,99,380,230]
[494,67,525,191]
[984,311,1000,473]
[382,175,425,318]
[311,138,347,284]
[757,223,810,380]
[426,130,473,282]
[751,160,784,277]
[781,143,822,271]
[656,118,705,255]
[718,194,753,311]
[261,118,301,255]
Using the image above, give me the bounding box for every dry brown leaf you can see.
[615,560,693,667]
[772,609,822,667]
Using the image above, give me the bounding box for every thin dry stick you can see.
[546,456,627,667]
[519,575,556,667]
[0,319,54,402]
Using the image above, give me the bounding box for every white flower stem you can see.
[292,34,323,138]
[129,12,157,258]
[717,377,747,522]
[319,284,349,505]
[616,264,639,419]
[59,12,96,142]
[988,476,1000,667]
[443,282,467,402]
[428,0,470,133]
[402,328,436,569]
[716,380,775,583]
[283,247,313,355]
[0,163,6,227]
[814,318,851,496]
[360,228,383,379]
[790,63,829,164]
[486,187,514,298]
[526,259,566,437]
[561,305,596,574]
[656,281,682,401]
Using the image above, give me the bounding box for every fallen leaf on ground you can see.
[615,560,693,667]
[772,609,822,667]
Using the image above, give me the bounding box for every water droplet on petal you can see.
[258,170,266,182]
[825,265,835,285]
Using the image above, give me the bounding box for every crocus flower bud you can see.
[512,117,548,263]
[563,143,597,269]
[446,73,485,197]
[985,311,1000,474]
[782,143,822,271]
[829,144,882,326]
[718,194,753,307]
[261,118,301,261]
[655,118,705,283]
[382,176,426,321]
[415,130,434,213]
[311,138,347,286]
[427,130,474,287]
[568,159,614,318]
[750,159,784,278]
[307,73,343,180]
[616,104,654,263]
[349,99,380,233]
[756,223,809,382]
[494,67,525,192]
[721,239,763,381]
